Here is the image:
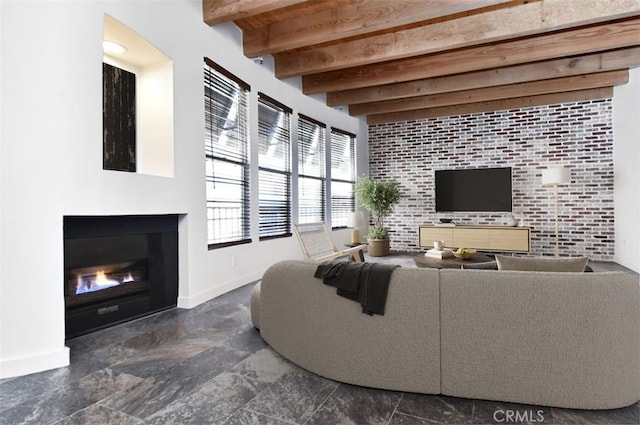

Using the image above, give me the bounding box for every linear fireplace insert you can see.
[64,215,178,339]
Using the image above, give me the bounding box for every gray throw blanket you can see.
[314,260,399,316]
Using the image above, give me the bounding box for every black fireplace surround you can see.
[64,215,178,339]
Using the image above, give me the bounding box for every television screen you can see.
[435,167,512,212]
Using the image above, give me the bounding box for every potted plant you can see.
[355,176,402,256]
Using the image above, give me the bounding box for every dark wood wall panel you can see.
[103,63,136,172]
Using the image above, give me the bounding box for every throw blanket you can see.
[314,260,399,316]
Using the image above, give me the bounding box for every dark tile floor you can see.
[0,254,638,425]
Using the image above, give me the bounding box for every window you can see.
[258,93,292,240]
[298,115,326,224]
[204,58,251,248]
[330,128,356,228]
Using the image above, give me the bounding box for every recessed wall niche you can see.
[103,14,174,177]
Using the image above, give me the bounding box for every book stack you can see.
[425,248,453,259]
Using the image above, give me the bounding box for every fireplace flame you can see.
[95,270,115,285]
[71,262,144,295]
[75,270,120,294]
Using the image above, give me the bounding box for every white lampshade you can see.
[542,166,570,186]
[346,211,365,244]
[346,211,365,228]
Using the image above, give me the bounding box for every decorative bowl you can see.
[453,248,476,260]
[439,218,453,223]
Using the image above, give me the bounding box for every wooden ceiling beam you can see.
[303,18,640,94]
[367,87,614,125]
[350,70,628,116]
[327,47,640,106]
[203,0,309,25]
[243,0,516,57]
[234,0,345,30]
[276,0,640,77]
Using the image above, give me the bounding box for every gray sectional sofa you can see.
[251,260,640,410]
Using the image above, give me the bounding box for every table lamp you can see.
[346,211,365,244]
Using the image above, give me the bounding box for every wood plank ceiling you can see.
[204,0,640,124]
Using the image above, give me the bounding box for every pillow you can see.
[461,261,498,270]
[495,255,589,272]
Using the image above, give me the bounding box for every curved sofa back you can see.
[256,261,640,409]
[259,260,441,394]
[440,269,640,409]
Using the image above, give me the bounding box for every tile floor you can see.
[0,254,638,424]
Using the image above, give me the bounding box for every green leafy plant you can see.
[367,226,389,240]
[355,176,402,240]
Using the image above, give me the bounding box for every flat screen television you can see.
[435,167,512,212]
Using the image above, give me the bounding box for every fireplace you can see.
[64,215,178,339]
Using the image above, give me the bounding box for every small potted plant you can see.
[355,176,402,256]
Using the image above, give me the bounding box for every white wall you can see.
[0,0,5,378]
[0,0,364,378]
[613,67,640,272]
[137,62,175,177]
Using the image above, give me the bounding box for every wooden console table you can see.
[418,224,530,253]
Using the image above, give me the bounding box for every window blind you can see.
[204,58,251,248]
[298,114,326,224]
[258,93,292,240]
[330,128,356,228]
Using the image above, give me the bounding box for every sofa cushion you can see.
[495,255,589,272]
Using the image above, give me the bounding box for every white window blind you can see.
[258,93,292,240]
[330,128,356,228]
[298,114,326,224]
[204,58,251,248]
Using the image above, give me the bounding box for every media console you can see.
[418,225,530,252]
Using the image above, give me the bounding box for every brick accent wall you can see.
[368,99,614,260]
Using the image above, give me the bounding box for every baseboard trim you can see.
[0,346,70,379]
[177,271,262,309]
